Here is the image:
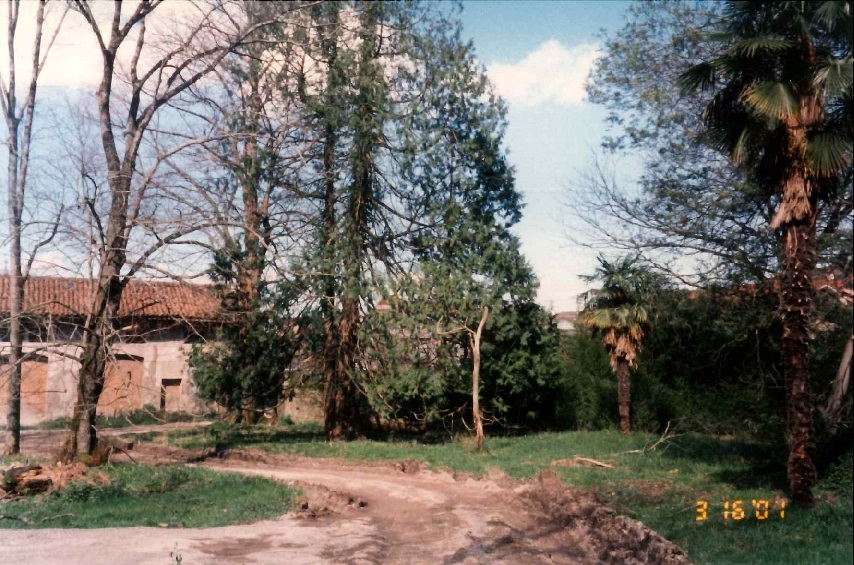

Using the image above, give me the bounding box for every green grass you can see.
[153,422,853,565]
[0,463,297,529]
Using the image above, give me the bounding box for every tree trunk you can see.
[324,4,380,442]
[779,216,818,507]
[470,307,489,450]
[319,10,346,441]
[822,334,853,432]
[3,0,48,456]
[616,357,631,434]
[241,398,262,425]
[5,123,23,453]
[66,267,124,458]
[4,245,23,455]
[326,298,361,441]
[234,70,267,420]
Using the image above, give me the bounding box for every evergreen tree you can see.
[361,26,559,443]
[189,278,304,419]
[297,2,552,440]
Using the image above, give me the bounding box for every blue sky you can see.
[460,1,633,311]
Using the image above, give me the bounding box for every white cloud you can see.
[487,40,600,107]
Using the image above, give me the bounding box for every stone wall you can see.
[0,340,200,425]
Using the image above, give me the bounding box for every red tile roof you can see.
[687,276,853,300]
[0,276,221,321]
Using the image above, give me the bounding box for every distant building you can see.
[576,289,599,311]
[553,311,578,335]
[0,276,222,425]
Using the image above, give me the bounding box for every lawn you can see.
[152,422,853,565]
[0,461,297,529]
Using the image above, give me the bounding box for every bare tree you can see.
[1,0,66,454]
[63,0,305,457]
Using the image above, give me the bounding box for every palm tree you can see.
[680,1,853,507]
[578,256,653,434]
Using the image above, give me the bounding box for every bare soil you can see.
[0,427,692,565]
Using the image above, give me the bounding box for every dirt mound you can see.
[393,459,424,474]
[523,470,691,565]
[1,462,106,498]
[292,482,368,519]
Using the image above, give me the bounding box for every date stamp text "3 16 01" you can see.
[696,499,786,522]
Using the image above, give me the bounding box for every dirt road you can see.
[1,431,691,565]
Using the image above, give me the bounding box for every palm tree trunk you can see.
[616,358,631,434]
[779,215,818,507]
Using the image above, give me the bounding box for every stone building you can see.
[0,276,221,425]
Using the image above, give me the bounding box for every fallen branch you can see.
[573,457,614,468]
[614,449,644,455]
[40,513,74,522]
[551,456,616,468]
[646,421,680,451]
[614,421,681,456]
[0,514,31,523]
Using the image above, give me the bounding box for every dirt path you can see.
[1,431,692,565]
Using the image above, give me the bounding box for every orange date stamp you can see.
[696,498,787,522]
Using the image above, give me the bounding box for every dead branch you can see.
[0,514,30,523]
[614,421,681,456]
[574,457,614,468]
[40,513,74,522]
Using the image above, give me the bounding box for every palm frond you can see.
[742,81,798,119]
[732,125,757,164]
[813,1,852,32]
[729,35,793,57]
[804,130,854,176]
[679,61,717,94]
[812,57,853,97]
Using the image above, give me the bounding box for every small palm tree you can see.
[680,1,852,507]
[578,256,653,434]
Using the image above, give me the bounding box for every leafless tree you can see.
[62,0,309,457]
[1,0,66,454]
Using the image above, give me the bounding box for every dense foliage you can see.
[189,279,304,420]
[559,285,852,444]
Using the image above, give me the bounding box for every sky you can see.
[0,0,634,313]
[459,0,633,312]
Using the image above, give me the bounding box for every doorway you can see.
[160,378,182,412]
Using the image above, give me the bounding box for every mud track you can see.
[1,431,692,565]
